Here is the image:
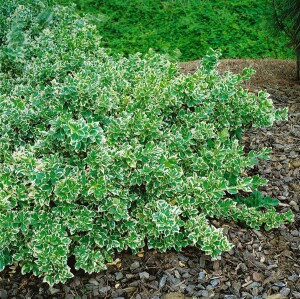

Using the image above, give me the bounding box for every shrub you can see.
[0,2,293,285]
[58,0,294,61]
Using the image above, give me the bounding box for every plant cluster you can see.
[0,1,293,285]
[58,0,294,61]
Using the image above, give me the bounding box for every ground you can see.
[0,59,299,299]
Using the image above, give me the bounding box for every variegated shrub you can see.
[0,1,293,285]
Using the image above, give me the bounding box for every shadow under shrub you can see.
[0,1,293,285]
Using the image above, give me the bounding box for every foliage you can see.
[272,0,300,79]
[272,0,300,41]
[234,190,279,210]
[0,1,293,285]
[56,0,293,61]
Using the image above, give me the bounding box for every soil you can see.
[1,59,300,299]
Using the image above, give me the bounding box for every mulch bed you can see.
[1,59,299,299]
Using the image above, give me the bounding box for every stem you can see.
[272,0,294,40]
[296,46,300,81]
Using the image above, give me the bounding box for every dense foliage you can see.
[0,1,293,285]
[272,0,300,79]
[56,0,293,61]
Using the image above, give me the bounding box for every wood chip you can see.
[265,295,282,299]
[290,160,300,168]
[290,183,300,194]
[253,271,263,282]
[242,280,253,288]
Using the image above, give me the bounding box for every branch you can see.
[272,0,296,43]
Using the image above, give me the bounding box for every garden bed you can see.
[0,59,299,299]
